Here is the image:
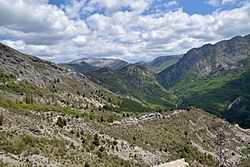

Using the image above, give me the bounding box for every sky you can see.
[0,0,250,63]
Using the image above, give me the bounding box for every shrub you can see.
[82,138,86,144]
[93,133,100,146]
[89,143,95,150]
[113,140,118,146]
[25,93,34,104]
[56,117,67,128]
[0,115,3,126]
[96,150,102,159]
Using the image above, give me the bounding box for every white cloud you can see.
[0,0,250,63]
[167,0,178,7]
[207,0,221,7]
[64,0,86,19]
[221,0,234,4]
[88,0,150,14]
[207,0,249,7]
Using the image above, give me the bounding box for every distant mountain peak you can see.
[68,57,128,71]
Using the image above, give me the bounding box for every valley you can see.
[0,34,250,167]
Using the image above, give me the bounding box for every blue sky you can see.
[48,0,241,15]
[0,0,250,62]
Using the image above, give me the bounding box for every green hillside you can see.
[173,54,250,128]
[88,65,177,109]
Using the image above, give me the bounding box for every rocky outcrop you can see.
[111,113,163,125]
[154,159,189,167]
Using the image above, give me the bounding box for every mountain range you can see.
[158,34,250,128]
[65,34,250,128]
[0,35,250,167]
[87,64,176,109]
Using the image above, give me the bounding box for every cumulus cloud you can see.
[0,0,250,63]
[88,0,151,14]
[207,0,221,7]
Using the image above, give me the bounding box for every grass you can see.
[0,94,78,115]
[0,80,44,97]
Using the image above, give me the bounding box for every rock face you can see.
[138,113,163,122]
[158,34,250,89]
[154,159,189,167]
[157,34,250,128]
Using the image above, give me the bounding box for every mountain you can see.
[64,61,98,73]
[69,57,129,71]
[87,64,177,109]
[145,55,183,73]
[0,42,250,167]
[0,43,122,110]
[158,34,250,128]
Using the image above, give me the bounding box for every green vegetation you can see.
[0,71,15,83]
[0,108,136,167]
[118,99,152,112]
[95,109,224,166]
[0,80,44,97]
[87,66,177,110]
[0,93,78,115]
[173,56,250,128]
[25,93,34,104]
[149,59,180,73]
[0,132,65,155]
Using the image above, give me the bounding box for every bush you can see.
[93,133,100,146]
[0,115,3,126]
[113,140,118,146]
[25,93,34,104]
[56,117,67,128]
[96,150,102,159]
